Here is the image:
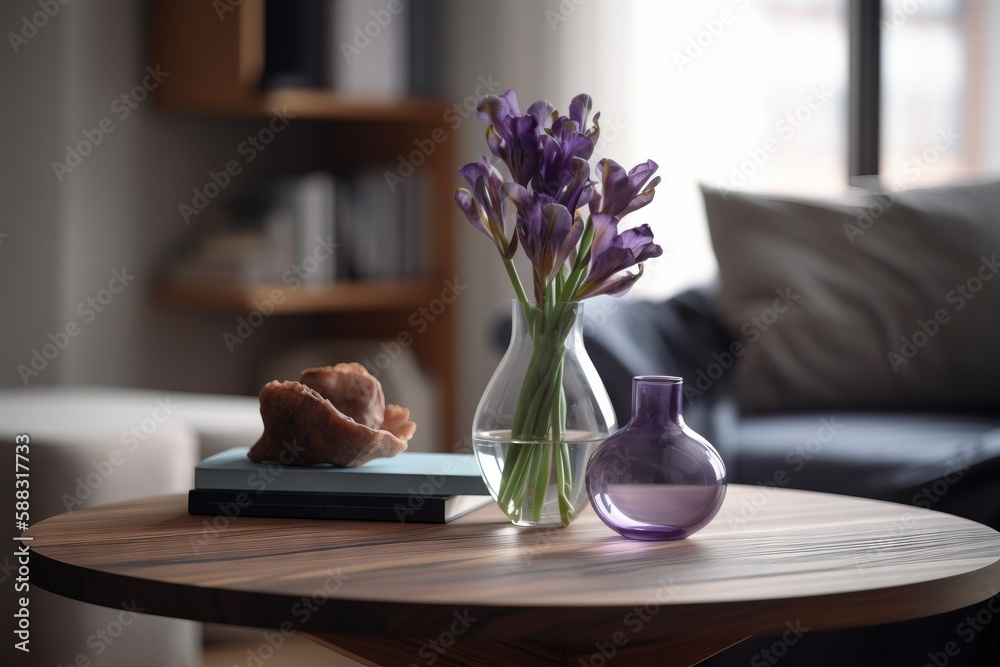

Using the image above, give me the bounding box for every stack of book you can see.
[166,170,430,286]
[259,0,441,98]
[189,447,491,523]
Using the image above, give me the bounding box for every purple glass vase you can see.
[585,376,727,540]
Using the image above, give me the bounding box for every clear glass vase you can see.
[586,376,727,540]
[473,301,617,527]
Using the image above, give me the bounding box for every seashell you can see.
[247,367,415,467]
[300,362,385,430]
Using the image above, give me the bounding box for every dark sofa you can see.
[579,176,1000,666]
[583,286,1000,666]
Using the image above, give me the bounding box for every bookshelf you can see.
[150,0,458,448]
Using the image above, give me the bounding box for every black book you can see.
[261,0,327,90]
[188,488,491,524]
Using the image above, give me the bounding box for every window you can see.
[555,0,849,299]
[881,0,996,187]
[550,0,998,300]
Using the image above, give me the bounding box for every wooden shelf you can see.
[156,89,449,124]
[153,281,439,315]
[150,0,459,448]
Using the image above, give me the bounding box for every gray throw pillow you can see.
[702,179,1000,413]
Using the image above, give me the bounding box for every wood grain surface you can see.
[27,486,1000,666]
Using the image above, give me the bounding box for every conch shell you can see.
[247,363,415,467]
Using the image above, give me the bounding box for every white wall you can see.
[442,0,561,443]
[0,0,316,394]
[988,0,1000,171]
[0,0,565,444]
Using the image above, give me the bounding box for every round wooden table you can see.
[27,485,1000,666]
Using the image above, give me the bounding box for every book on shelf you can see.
[268,172,338,284]
[166,172,337,286]
[327,0,409,98]
[252,0,438,98]
[188,488,490,524]
[166,228,272,285]
[408,0,443,97]
[165,167,431,287]
[338,169,430,281]
[261,0,327,90]
[195,447,489,496]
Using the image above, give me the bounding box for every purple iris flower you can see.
[477,90,541,187]
[454,157,516,258]
[457,90,662,305]
[592,158,661,218]
[505,183,582,302]
[577,217,662,299]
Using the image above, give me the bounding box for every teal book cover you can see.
[194,447,488,496]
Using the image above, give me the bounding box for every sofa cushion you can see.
[722,411,1000,529]
[579,289,733,434]
[702,179,1000,413]
[0,387,203,667]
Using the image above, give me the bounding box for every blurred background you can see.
[3,1,1000,666]
[1,0,998,447]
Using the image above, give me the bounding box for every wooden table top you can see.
[27,485,1000,664]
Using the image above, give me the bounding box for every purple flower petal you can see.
[616,225,662,260]
[476,94,512,127]
[569,94,592,128]
[542,202,581,283]
[527,99,554,129]
[455,189,491,239]
[578,222,662,300]
[582,266,644,298]
[593,159,660,218]
[589,212,619,262]
[501,89,521,117]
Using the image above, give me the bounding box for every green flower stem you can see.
[503,257,529,305]
[531,445,553,523]
[497,443,531,509]
[496,302,580,527]
[552,366,574,526]
[556,443,572,523]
